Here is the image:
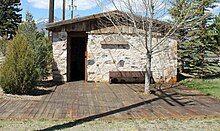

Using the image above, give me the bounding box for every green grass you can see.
[0,118,220,130]
[181,78,220,98]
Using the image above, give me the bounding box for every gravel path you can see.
[0,118,219,131]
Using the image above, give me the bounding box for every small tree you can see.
[0,0,22,39]
[0,34,38,94]
[96,0,198,92]
[18,12,53,79]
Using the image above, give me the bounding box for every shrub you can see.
[33,32,53,79]
[0,38,7,56]
[0,34,38,94]
[18,13,53,79]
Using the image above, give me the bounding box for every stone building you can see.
[46,11,177,83]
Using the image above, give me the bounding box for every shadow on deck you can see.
[0,81,219,130]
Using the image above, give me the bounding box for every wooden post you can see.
[62,0,65,20]
[48,0,54,41]
[49,0,54,23]
[71,0,74,19]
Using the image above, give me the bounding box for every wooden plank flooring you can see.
[0,81,219,120]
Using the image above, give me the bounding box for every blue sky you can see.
[21,0,103,20]
[21,0,220,21]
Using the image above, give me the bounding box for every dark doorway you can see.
[68,35,87,82]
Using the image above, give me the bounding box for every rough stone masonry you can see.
[52,26,177,83]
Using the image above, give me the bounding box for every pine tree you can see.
[170,0,218,77]
[0,0,22,39]
[212,13,220,55]
[207,13,220,70]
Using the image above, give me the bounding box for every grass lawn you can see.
[181,78,220,98]
[0,118,219,130]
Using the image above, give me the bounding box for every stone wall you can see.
[150,36,178,83]
[87,33,177,83]
[51,29,177,83]
[52,31,67,81]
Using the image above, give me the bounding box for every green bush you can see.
[0,38,7,56]
[18,13,53,79]
[0,34,38,94]
[33,32,53,79]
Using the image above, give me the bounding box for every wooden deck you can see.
[0,81,219,120]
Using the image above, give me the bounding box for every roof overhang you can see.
[46,10,172,33]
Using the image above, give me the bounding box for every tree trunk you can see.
[145,54,152,92]
[144,0,153,93]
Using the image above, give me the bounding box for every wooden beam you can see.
[49,0,54,23]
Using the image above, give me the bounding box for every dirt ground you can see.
[0,118,219,131]
[0,80,56,101]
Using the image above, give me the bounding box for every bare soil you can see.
[0,80,57,101]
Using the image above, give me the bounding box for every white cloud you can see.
[27,0,48,9]
[212,3,220,14]
[27,0,98,10]
[161,14,172,21]
[99,0,171,20]
[99,0,147,14]
[100,0,170,13]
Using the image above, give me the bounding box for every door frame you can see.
[67,31,88,82]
